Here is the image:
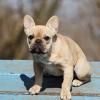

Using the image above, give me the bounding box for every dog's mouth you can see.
[29,44,46,54]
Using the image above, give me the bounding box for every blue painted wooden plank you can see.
[90,62,100,78]
[0,74,99,96]
[0,60,100,78]
[0,60,33,75]
[0,94,100,100]
[0,60,100,98]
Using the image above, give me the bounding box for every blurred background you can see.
[0,0,100,60]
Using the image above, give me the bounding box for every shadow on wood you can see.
[20,74,35,90]
[20,74,63,91]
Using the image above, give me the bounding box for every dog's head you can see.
[23,15,59,54]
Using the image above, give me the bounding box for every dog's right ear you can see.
[24,15,35,29]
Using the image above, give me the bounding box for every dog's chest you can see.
[33,54,63,76]
[33,54,53,64]
[43,64,63,76]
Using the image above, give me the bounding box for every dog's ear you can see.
[46,16,59,33]
[24,15,35,29]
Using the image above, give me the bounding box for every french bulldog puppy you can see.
[24,15,91,100]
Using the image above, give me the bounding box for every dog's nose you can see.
[35,39,42,44]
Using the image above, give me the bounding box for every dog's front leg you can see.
[29,61,43,94]
[60,65,73,100]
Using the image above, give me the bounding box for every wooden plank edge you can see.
[0,91,100,97]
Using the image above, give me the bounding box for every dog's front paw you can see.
[60,88,71,100]
[29,84,42,95]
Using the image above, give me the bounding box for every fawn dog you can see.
[24,15,91,100]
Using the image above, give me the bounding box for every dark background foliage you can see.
[0,0,100,60]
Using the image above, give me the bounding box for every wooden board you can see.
[0,60,100,100]
[0,94,100,100]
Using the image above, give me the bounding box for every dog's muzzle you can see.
[29,43,45,54]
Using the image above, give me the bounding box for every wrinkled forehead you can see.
[25,25,55,37]
[33,25,55,38]
[33,26,47,38]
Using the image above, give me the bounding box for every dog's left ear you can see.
[46,16,59,33]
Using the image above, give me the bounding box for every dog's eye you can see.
[44,36,50,41]
[28,35,34,40]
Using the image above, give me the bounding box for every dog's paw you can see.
[29,84,41,95]
[72,79,83,87]
[60,89,71,100]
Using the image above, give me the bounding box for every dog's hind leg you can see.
[72,56,91,87]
